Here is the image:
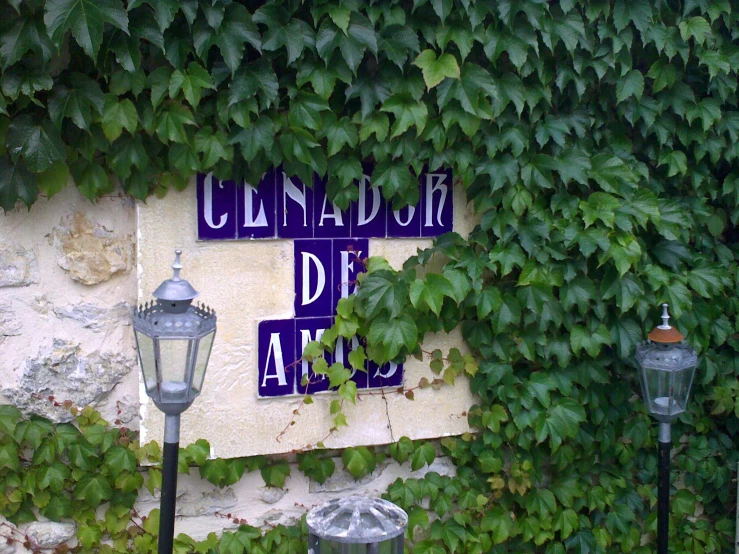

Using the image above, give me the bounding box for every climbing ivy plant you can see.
[3,0,739,552]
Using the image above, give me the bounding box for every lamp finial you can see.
[658,303,671,330]
[172,250,183,282]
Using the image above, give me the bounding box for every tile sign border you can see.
[196,167,453,398]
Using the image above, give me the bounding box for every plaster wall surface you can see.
[137,183,479,458]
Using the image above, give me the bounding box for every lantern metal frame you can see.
[133,250,216,554]
[133,301,216,414]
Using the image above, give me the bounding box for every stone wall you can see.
[0,187,139,427]
[0,184,476,549]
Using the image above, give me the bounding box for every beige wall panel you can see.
[138,183,478,457]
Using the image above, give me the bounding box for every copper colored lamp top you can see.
[647,303,684,343]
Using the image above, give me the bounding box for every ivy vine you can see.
[3,0,739,552]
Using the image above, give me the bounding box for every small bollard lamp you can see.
[306,496,408,554]
[133,250,216,554]
[635,303,697,554]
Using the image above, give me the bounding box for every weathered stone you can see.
[53,302,132,332]
[309,463,386,494]
[32,295,51,317]
[0,302,22,344]
[22,521,76,549]
[2,339,134,422]
[0,241,38,287]
[177,487,237,517]
[50,212,134,285]
[259,486,287,504]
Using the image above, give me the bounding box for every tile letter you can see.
[258,319,295,397]
[294,240,332,317]
[197,173,236,240]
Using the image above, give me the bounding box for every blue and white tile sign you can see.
[197,167,453,397]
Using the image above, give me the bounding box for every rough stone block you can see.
[0,241,38,287]
[2,339,134,422]
[53,302,132,332]
[22,521,76,549]
[50,211,134,285]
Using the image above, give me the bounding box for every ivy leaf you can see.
[37,461,71,495]
[260,462,290,489]
[47,74,105,131]
[7,116,65,172]
[357,270,407,319]
[169,62,213,108]
[616,70,644,104]
[44,0,129,58]
[70,158,112,200]
[372,159,413,201]
[381,94,428,138]
[413,49,460,89]
[489,294,521,334]
[368,313,418,360]
[678,16,712,45]
[37,162,69,198]
[410,442,436,471]
[101,95,138,142]
[580,192,621,229]
[73,475,113,507]
[482,507,515,544]
[103,445,137,477]
[0,156,38,212]
[254,5,310,65]
[228,60,278,110]
[0,18,54,70]
[339,13,377,73]
[379,25,420,68]
[686,98,721,132]
[195,127,233,169]
[570,324,612,358]
[41,495,72,520]
[389,436,415,464]
[535,397,586,451]
[322,115,358,157]
[155,103,196,143]
[658,150,687,177]
[342,446,376,480]
[215,4,261,75]
[229,115,275,162]
[610,317,642,358]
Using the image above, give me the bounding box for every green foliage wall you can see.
[2,0,739,552]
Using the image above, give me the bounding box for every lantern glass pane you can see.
[135,330,158,399]
[646,366,686,417]
[191,330,215,394]
[158,338,194,403]
[675,363,696,408]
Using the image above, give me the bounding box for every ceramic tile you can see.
[313,174,350,238]
[295,317,332,394]
[197,173,237,240]
[334,336,368,389]
[350,170,387,238]
[276,171,313,238]
[257,319,296,397]
[387,204,422,238]
[237,170,276,239]
[294,240,332,318]
[368,360,404,389]
[421,169,454,237]
[331,238,368,311]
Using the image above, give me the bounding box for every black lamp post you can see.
[133,250,217,554]
[635,304,697,554]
